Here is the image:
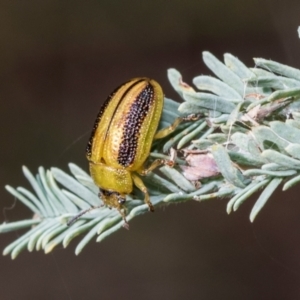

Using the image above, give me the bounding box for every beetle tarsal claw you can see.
[183,113,203,121]
[122,221,130,230]
[148,203,154,212]
[117,208,129,230]
[144,193,154,212]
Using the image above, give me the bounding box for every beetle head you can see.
[99,189,129,229]
[99,189,126,209]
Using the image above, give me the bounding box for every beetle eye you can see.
[118,198,126,204]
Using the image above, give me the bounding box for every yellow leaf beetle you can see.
[69,78,200,228]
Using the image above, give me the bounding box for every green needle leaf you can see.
[3,50,300,257]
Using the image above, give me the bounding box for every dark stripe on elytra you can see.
[117,84,155,167]
[86,79,146,159]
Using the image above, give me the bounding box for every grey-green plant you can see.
[2,46,300,258]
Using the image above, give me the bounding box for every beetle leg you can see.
[131,173,154,212]
[154,113,203,139]
[140,158,174,176]
[117,207,129,230]
[141,159,164,174]
[140,148,177,175]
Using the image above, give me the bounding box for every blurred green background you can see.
[1,0,300,299]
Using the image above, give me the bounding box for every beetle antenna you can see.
[67,206,102,226]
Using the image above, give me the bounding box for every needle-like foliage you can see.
[3,50,300,258]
